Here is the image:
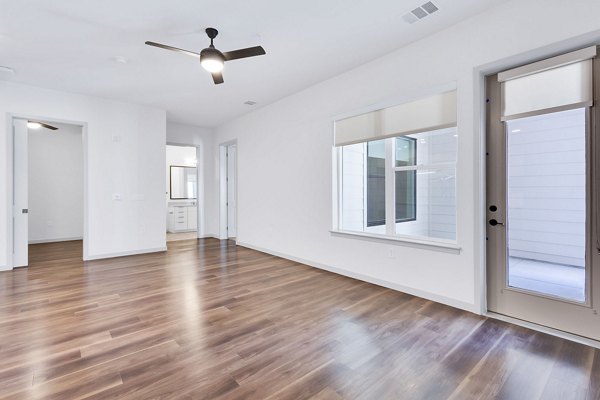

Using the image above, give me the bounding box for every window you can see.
[366,138,417,227]
[335,90,458,243]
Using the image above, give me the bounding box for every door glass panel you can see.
[506,108,586,302]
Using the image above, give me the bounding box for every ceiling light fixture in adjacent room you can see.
[28,121,58,130]
[112,56,128,64]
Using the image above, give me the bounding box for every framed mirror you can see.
[170,166,197,199]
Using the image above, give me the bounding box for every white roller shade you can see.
[499,46,596,121]
[334,90,457,147]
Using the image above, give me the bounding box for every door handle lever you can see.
[489,219,504,226]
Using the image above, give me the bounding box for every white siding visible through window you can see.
[507,108,586,267]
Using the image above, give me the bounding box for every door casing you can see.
[485,52,600,340]
[6,114,89,268]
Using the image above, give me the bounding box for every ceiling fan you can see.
[145,28,266,85]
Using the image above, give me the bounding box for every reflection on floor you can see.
[166,231,197,242]
[508,257,585,302]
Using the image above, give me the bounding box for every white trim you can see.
[384,138,395,236]
[330,229,461,252]
[486,312,600,349]
[198,234,219,239]
[498,45,597,82]
[236,240,477,313]
[218,140,237,240]
[85,246,167,261]
[29,236,83,244]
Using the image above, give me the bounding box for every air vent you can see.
[411,7,428,19]
[421,1,439,14]
[402,1,439,24]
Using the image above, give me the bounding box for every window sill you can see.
[330,229,461,253]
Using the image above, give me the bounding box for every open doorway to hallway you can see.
[219,142,237,241]
[12,118,84,267]
[166,144,199,242]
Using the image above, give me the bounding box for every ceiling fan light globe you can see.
[201,58,224,73]
[200,47,225,73]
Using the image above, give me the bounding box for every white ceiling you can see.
[0,0,504,127]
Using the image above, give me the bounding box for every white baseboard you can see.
[28,236,83,244]
[85,246,167,261]
[236,241,479,314]
[198,234,219,239]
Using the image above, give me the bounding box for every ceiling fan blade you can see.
[40,122,58,130]
[222,46,266,61]
[145,41,200,58]
[212,71,224,85]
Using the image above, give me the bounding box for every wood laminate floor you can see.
[166,232,198,242]
[1,239,599,399]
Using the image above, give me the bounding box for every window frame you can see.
[334,130,459,249]
[364,137,418,228]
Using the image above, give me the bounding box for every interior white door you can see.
[13,119,28,267]
[227,145,237,238]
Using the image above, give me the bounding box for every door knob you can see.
[489,219,504,226]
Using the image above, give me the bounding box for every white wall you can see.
[28,122,83,243]
[212,0,600,313]
[166,122,216,237]
[0,81,166,268]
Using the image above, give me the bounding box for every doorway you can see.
[165,144,199,242]
[219,142,237,240]
[486,46,600,340]
[12,118,84,267]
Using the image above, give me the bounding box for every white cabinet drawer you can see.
[167,204,198,232]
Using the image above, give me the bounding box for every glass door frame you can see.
[485,51,600,340]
